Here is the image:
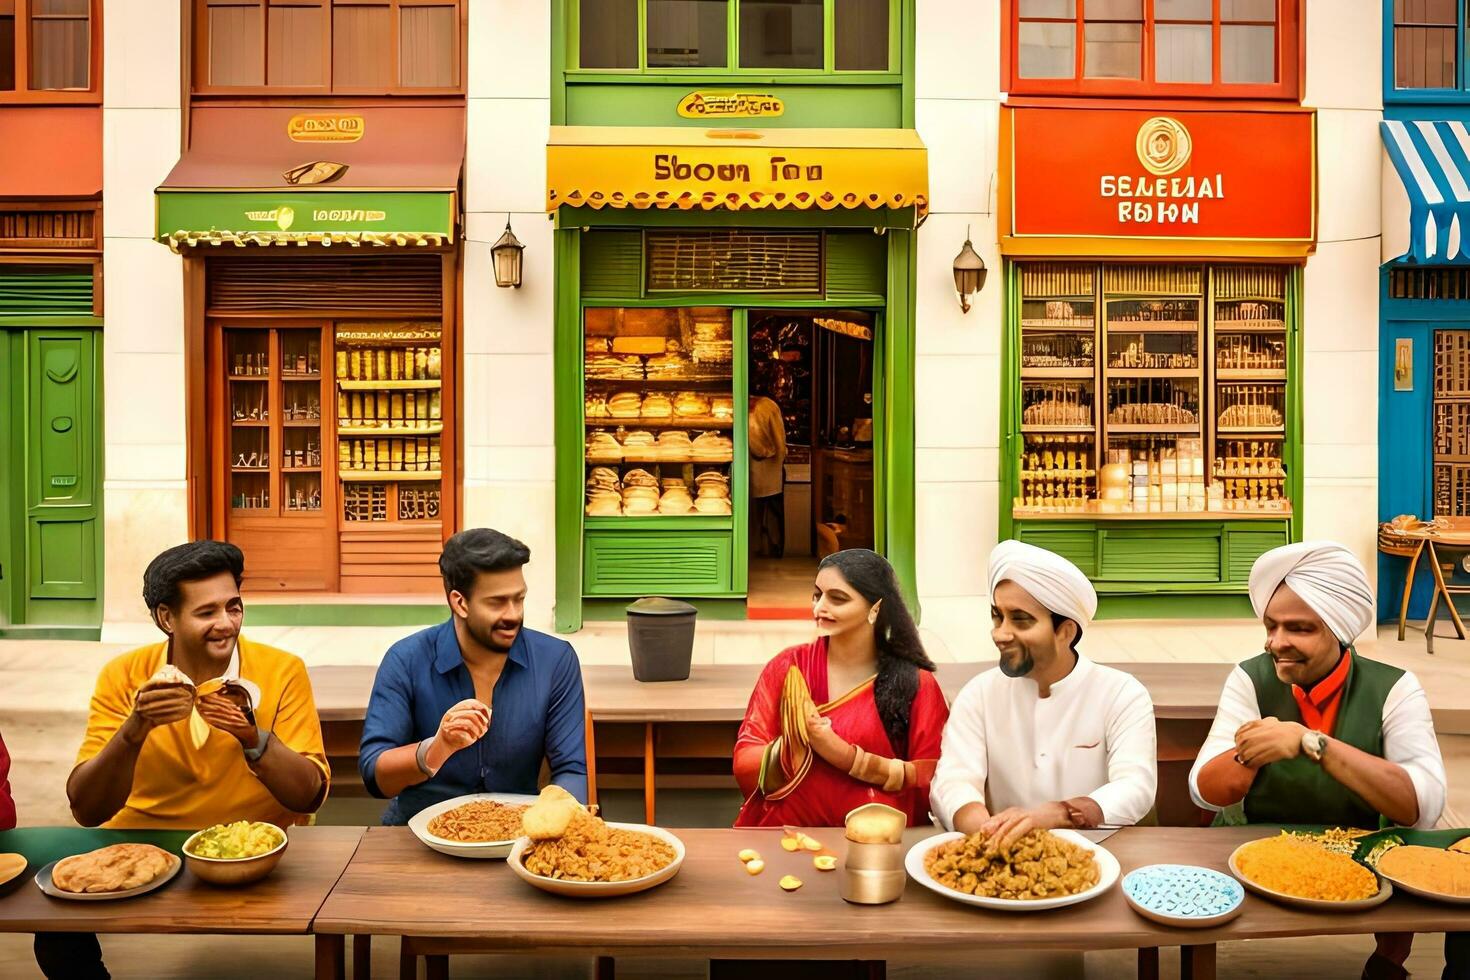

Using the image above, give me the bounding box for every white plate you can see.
[408,793,540,860]
[36,851,182,901]
[905,830,1120,912]
[1376,872,1470,907]
[1228,841,1393,912]
[1122,864,1245,929]
[508,823,685,898]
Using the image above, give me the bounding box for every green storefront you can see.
[0,265,103,637]
[549,1,924,631]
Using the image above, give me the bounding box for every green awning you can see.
[156,190,456,251]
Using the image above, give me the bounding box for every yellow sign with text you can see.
[677,92,785,119]
[287,114,366,143]
[546,127,928,215]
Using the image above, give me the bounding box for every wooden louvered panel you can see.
[645,231,822,293]
[1021,263,1095,299]
[1226,529,1288,583]
[824,231,886,298]
[1099,529,1220,582]
[207,256,442,314]
[0,208,98,249]
[583,532,732,596]
[339,527,443,593]
[1015,527,1098,577]
[1213,265,1287,301]
[1103,264,1202,296]
[0,266,94,316]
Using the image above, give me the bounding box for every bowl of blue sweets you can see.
[1122,864,1245,928]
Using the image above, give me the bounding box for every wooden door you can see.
[211,321,338,591]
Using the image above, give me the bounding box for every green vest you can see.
[1223,650,1403,829]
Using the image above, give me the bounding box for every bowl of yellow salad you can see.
[183,821,288,886]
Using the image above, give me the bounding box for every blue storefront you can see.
[1379,2,1470,620]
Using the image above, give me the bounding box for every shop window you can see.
[1014,262,1292,518]
[574,0,896,73]
[0,0,97,100]
[1009,0,1297,98]
[1391,0,1458,90]
[645,230,823,293]
[196,0,463,93]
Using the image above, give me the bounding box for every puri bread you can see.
[52,844,173,894]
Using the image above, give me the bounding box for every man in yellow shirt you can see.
[37,540,328,979]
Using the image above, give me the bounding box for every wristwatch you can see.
[242,728,271,763]
[415,736,440,778]
[1301,729,1328,763]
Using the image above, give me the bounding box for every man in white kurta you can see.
[931,541,1157,843]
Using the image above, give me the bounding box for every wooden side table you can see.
[1387,528,1470,652]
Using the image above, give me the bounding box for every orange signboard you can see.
[1001,106,1316,258]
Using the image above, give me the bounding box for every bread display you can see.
[710,396,734,420]
[674,391,711,417]
[608,391,643,418]
[641,393,674,418]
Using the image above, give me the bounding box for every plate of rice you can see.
[408,793,539,859]
[1229,832,1392,912]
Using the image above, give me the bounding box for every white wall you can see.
[1300,0,1384,586]
[101,0,187,637]
[912,0,1004,624]
[462,5,559,630]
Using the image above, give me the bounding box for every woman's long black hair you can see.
[817,548,935,757]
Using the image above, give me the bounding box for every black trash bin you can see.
[626,597,697,682]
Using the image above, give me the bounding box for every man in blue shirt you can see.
[359,528,588,824]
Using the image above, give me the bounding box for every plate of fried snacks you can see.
[409,793,540,859]
[508,785,684,897]
[1352,828,1470,906]
[905,828,1119,911]
[183,821,288,886]
[36,843,181,901]
[1123,864,1244,928]
[1229,831,1391,911]
[0,853,28,889]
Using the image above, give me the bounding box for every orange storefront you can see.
[998,104,1317,613]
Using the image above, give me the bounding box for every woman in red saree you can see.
[733,549,949,827]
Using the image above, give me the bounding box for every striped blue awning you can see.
[1381,119,1470,264]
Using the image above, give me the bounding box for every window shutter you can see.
[644,230,822,293]
[580,231,643,299]
[0,265,94,316]
[206,255,441,314]
[824,231,886,299]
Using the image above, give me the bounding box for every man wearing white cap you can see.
[930,540,1158,846]
[1189,541,1444,831]
[1189,541,1451,980]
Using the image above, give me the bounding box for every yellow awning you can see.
[546,126,928,217]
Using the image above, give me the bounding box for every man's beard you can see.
[999,647,1035,678]
[467,618,520,653]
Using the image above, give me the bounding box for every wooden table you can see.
[310,662,1234,823]
[0,826,363,977]
[311,825,1470,980]
[1390,528,1470,650]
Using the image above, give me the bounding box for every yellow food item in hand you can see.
[187,821,283,860]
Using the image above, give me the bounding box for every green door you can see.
[0,328,101,634]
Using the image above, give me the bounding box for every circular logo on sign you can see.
[1135,117,1192,176]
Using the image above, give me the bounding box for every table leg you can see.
[644,722,656,825]
[314,935,345,980]
[399,937,416,980]
[352,935,371,980]
[1400,541,1425,642]
[596,956,615,979]
[1180,944,1216,980]
[1138,947,1160,980]
[1428,542,1467,640]
[1427,581,1442,656]
[426,954,449,980]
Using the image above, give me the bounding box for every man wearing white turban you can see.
[930,541,1157,846]
[1189,542,1450,980]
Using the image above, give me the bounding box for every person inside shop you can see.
[748,393,787,558]
[1188,541,1454,980]
[930,540,1158,845]
[0,727,14,831]
[46,540,330,980]
[359,527,588,824]
[732,548,949,827]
